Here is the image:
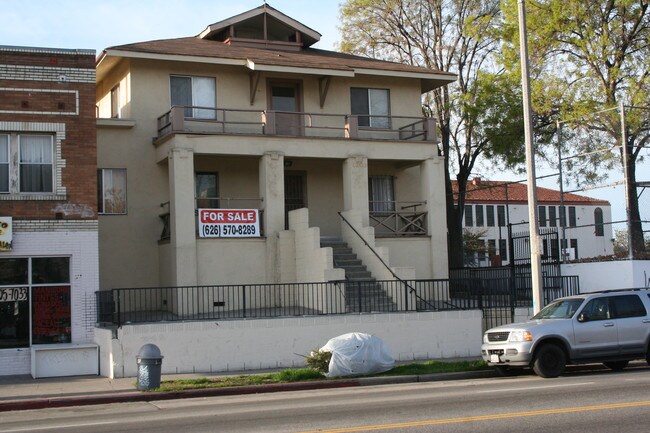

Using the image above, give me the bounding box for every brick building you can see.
[0,46,99,377]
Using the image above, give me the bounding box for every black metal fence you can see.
[96,276,580,327]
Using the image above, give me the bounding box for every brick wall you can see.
[0,47,97,220]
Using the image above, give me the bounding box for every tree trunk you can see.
[626,155,646,257]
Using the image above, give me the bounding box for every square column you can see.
[259,151,285,282]
[420,157,449,279]
[169,148,198,286]
[342,156,369,226]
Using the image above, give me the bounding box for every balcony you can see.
[156,106,437,143]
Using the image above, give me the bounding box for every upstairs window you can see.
[475,205,484,227]
[569,206,577,227]
[538,206,547,227]
[98,169,127,214]
[486,205,495,227]
[464,205,473,227]
[594,207,604,236]
[549,206,557,227]
[170,75,216,119]
[110,85,120,118]
[0,135,8,193]
[19,135,53,193]
[497,205,506,227]
[351,88,390,129]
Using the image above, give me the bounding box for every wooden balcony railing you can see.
[156,106,437,142]
[369,201,428,237]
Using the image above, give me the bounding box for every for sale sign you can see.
[198,209,260,238]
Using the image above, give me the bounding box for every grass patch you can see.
[373,360,489,376]
[154,361,490,391]
[155,368,324,392]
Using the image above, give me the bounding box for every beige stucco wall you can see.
[196,239,267,285]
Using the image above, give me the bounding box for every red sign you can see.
[199,209,258,224]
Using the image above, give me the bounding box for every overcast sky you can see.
[2,0,647,224]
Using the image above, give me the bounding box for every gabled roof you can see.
[198,3,321,47]
[452,180,610,206]
[96,5,456,91]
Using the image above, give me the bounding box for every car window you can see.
[580,297,611,321]
[611,295,647,318]
[532,298,583,319]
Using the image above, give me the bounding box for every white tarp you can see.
[320,332,395,378]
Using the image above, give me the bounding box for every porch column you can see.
[169,148,198,286]
[342,156,369,226]
[421,157,449,279]
[259,151,285,282]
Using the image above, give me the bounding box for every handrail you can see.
[337,212,447,310]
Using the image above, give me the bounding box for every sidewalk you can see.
[0,365,497,412]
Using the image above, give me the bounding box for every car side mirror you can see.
[578,313,589,323]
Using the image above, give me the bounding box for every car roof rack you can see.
[588,287,650,294]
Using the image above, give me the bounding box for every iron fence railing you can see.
[95,276,580,327]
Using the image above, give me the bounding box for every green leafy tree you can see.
[339,0,525,268]
[500,0,649,256]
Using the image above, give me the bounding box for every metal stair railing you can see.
[337,212,454,310]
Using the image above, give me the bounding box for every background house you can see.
[95,4,456,293]
[455,179,614,267]
[0,45,98,377]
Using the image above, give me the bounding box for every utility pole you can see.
[518,0,544,314]
[620,101,633,259]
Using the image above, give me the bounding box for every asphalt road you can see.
[1,366,649,433]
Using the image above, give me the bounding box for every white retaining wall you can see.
[562,260,650,292]
[96,310,483,378]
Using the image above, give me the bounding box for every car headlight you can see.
[509,330,533,342]
[483,333,489,343]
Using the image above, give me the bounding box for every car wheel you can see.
[603,360,629,371]
[494,365,520,377]
[532,344,566,378]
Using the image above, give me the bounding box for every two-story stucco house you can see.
[95,4,456,292]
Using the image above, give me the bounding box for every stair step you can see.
[334,258,362,266]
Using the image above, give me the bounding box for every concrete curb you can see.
[0,370,496,412]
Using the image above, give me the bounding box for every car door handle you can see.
[643,319,650,323]
[603,322,614,327]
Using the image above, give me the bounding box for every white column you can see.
[342,156,369,226]
[259,151,285,282]
[169,148,198,286]
[421,157,449,279]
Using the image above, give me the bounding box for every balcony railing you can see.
[369,201,428,237]
[156,106,437,142]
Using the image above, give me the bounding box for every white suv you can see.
[481,289,650,378]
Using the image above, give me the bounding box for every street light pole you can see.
[517,0,544,314]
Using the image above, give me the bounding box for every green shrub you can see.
[304,349,332,374]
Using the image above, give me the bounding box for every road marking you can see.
[295,400,650,433]
[476,381,594,393]
[0,421,117,432]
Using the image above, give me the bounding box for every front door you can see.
[285,172,306,228]
[269,81,302,136]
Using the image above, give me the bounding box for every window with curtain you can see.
[0,135,8,193]
[19,135,53,193]
[97,168,127,214]
[368,175,395,213]
[351,88,390,128]
[170,75,216,119]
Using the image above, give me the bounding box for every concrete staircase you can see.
[320,237,397,313]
